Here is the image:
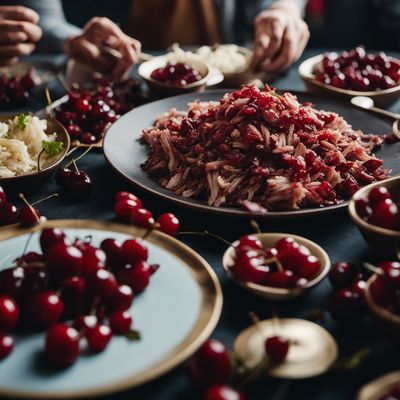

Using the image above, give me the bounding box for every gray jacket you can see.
[0,0,306,52]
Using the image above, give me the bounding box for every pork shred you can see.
[141,85,389,211]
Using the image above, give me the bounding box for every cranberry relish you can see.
[151,63,202,86]
[142,85,388,212]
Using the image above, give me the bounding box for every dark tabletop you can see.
[2,49,400,400]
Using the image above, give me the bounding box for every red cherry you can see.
[23,264,49,294]
[265,335,290,363]
[231,252,269,283]
[40,228,67,254]
[106,285,134,312]
[81,246,106,276]
[72,315,98,333]
[100,238,123,268]
[379,261,400,288]
[118,261,151,292]
[328,288,365,321]
[355,198,372,218]
[0,185,7,206]
[115,192,143,206]
[369,275,396,306]
[130,208,155,228]
[157,213,180,236]
[329,262,361,289]
[61,276,87,316]
[87,269,118,298]
[0,267,25,300]
[0,202,19,225]
[45,323,80,366]
[61,170,93,200]
[80,133,97,144]
[203,385,246,400]
[187,339,232,386]
[108,310,132,334]
[15,251,44,264]
[264,271,294,288]
[66,123,82,139]
[0,334,14,360]
[238,235,263,250]
[74,98,92,113]
[120,239,148,264]
[296,255,321,280]
[114,199,141,222]
[0,296,19,331]
[27,291,64,329]
[368,199,400,230]
[18,204,41,227]
[368,186,391,206]
[86,324,112,353]
[275,237,299,252]
[277,245,310,272]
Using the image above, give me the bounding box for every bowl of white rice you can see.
[0,114,70,192]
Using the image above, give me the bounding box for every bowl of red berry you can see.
[138,56,210,96]
[298,47,400,106]
[222,233,330,300]
[349,176,400,258]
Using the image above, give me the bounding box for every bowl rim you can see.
[298,53,400,96]
[348,175,400,237]
[365,274,400,325]
[138,56,211,89]
[0,116,70,183]
[222,232,331,296]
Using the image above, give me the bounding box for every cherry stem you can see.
[250,219,261,234]
[19,193,40,224]
[45,87,55,119]
[65,146,93,169]
[20,232,35,263]
[142,222,158,240]
[31,193,58,206]
[66,147,79,158]
[178,230,232,246]
[362,262,384,276]
[71,159,79,173]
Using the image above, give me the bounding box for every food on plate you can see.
[0,114,63,178]
[55,77,142,145]
[315,46,400,91]
[0,228,159,365]
[142,85,389,212]
[0,69,36,108]
[151,62,203,86]
[230,235,321,287]
[355,186,400,230]
[167,44,251,75]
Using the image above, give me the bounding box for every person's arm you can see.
[1,0,80,53]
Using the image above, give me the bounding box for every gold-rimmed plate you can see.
[0,219,223,398]
[357,371,400,400]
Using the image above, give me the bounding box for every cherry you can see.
[129,208,155,228]
[15,251,44,264]
[329,262,361,289]
[18,204,41,227]
[379,261,400,288]
[61,276,87,316]
[40,228,67,253]
[296,255,321,280]
[0,296,19,331]
[264,270,294,288]
[355,198,372,218]
[81,246,106,276]
[87,269,118,298]
[0,267,25,300]
[55,167,73,185]
[100,238,123,268]
[275,237,299,252]
[106,285,134,312]
[156,213,180,236]
[368,186,391,206]
[45,323,80,366]
[115,192,143,206]
[118,261,152,292]
[66,123,82,139]
[108,310,132,334]
[72,315,98,333]
[75,98,92,113]
[80,133,97,144]
[86,324,112,353]
[265,335,290,363]
[231,252,269,283]
[26,291,64,329]
[187,339,232,386]
[0,202,19,225]
[23,264,49,294]
[0,185,6,206]
[203,385,246,400]
[114,199,141,222]
[61,169,93,200]
[120,239,148,264]
[45,243,83,282]
[369,275,396,306]
[238,235,263,250]
[277,245,310,272]
[368,199,400,230]
[0,334,14,360]
[328,288,365,321]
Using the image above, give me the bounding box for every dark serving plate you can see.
[103,90,400,219]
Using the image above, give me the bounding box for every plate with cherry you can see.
[357,370,400,400]
[0,219,222,398]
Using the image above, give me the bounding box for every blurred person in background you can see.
[0,0,309,79]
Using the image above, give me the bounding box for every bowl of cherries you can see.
[138,56,210,96]
[222,233,330,300]
[349,176,400,258]
[298,46,400,106]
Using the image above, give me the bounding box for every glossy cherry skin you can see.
[187,339,232,386]
[329,262,361,289]
[40,228,67,253]
[238,235,263,250]
[18,205,41,227]
[15,251,44,264]
[368,186,391,206]
[0,185,6,206]
[265,335,290,363]
[157,213,180,236]
[118,261,152,292]
[88,269,118,298]
[0,296,19,331]
[106,285,134,312]
[328,288,365,321]
[129,208,155,228]
[86,324,112,353]
[61,276,87,316]
[379,261,400,288]
[26,291,64,329]
[72,315,98,333]
[203,385,246,400]
[277,245,310,273]
[61,170,93,200]
[22,264,49,295]
[275,237,299,252]
[0,334,14,360]
[115,192,143,207]
[0,202,19,225]
[231,252,269,283]
[100,238,123,269]
[355,198,372,219]
[264,270,294,288]
[296,255,321,280]
[120,239,148,264]
[0,267,25,300]
[114,199,141,222]
[55,167,73,185]
[108,310,132,334]
[45,324,80,366]
[80,246,106,277]
[368,199,400,230]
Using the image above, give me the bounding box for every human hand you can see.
[0,6,42,66]
[252,1,309,73]
[65,17,141,80]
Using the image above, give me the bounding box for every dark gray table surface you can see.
[2,49,399,400]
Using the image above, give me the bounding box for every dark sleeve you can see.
[0,0,81,53]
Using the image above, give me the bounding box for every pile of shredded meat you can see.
[141,85,389,212]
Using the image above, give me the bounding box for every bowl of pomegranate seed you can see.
[222,233,330,300]
[139,56,210,96]
[349,175,400,258]
[299,46,400,106]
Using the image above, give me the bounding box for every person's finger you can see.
[128,37,141,62]
[251,33,270,69]
[0,31,28,45]
[261,26,297,72]
[112,42,136,80]
[295,22,310,60]
[262,17,285,60]
[84,17,124,42]
[0,42,35,60]
[0,6,39,24]
[0,20,42,42]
